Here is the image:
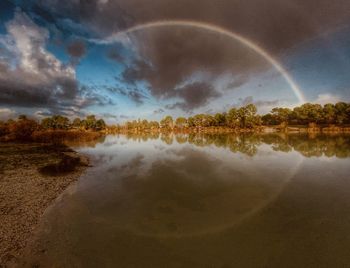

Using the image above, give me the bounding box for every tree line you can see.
[118,102,350,131]
[0,115,106,141]
[1,102,349,140]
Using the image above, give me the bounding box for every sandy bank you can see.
[0,143,89,266]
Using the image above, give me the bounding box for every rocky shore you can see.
[0,143,89,267]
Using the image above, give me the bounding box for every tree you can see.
[18,115,27,121]
[187,117,195,127]
[10,117,38,141]
[72,118,82,128]
[335,102,349,124]
[41,115,70,130]
[85,115,97,129]
[175,117,187,128]
[261,113,277,125]
[293,103,323,125]
[238,104,259,128]
[95,119,106,130]
[271,107,292,125]
[214,113,226,127]
[160,116,173,129]
[0,121,7,137]
[193,114,209,127]
[149,121,160,129]
[226,108,239,128]
[322,104,336,124]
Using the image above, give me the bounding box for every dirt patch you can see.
[0,143,89,267]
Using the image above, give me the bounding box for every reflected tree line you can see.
[120,132,350,158]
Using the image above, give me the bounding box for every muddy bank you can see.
[0,143,89,267]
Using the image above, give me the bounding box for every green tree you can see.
[322,103,336,124]
[271,107,292,125]
[226,108,239,128]
[72,118,82,128]
[41,115,70,130]
[238,104,259,128]
[214,113,226,127]
[293,103,323,124]
[335,102,349,124]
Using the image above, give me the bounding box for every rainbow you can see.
[95,20,306,104]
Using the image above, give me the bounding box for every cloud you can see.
[225,75,250,90]
[153,108,165,114]
[31,0,350,54]
[234,96,279,111]
[6,1,350,115]
[115,28,267,110]
[120,28,267,99]
[314,94,342,105]
[0,108,16,120]
[13,0,350,113]
[101,113,118,119]
[0,11,76,107]
[106,86,148,105]
[165,82,221,111]
[0,11,104,115]
[120,114,133,119]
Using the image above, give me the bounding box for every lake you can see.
[23,133,350,267]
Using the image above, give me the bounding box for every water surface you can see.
[24,133,350,267]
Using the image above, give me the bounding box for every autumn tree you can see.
[10,116,38,141]
[175,117,187,128]
[160,116,174,129]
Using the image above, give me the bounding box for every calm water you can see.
[24,133,350,267]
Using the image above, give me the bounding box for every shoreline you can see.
[107,124,350,135]
[0,142,89,267]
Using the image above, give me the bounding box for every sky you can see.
[0,0,350,123]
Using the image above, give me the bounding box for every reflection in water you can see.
[23,133,350,267]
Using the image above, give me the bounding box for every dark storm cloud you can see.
[165,82,221,111]
[8,0,350,111]
[0,77,112,113]
[0,81,54,107]
[119,27,266,107]
[32,0,133,37]
[226,75,250,90]
[31,0,350,52]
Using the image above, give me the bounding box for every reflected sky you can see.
[23,133,350,268]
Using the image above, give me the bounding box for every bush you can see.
[8,118,38,141]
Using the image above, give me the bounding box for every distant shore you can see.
[108,124,350,135]
[0,143,89,266]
